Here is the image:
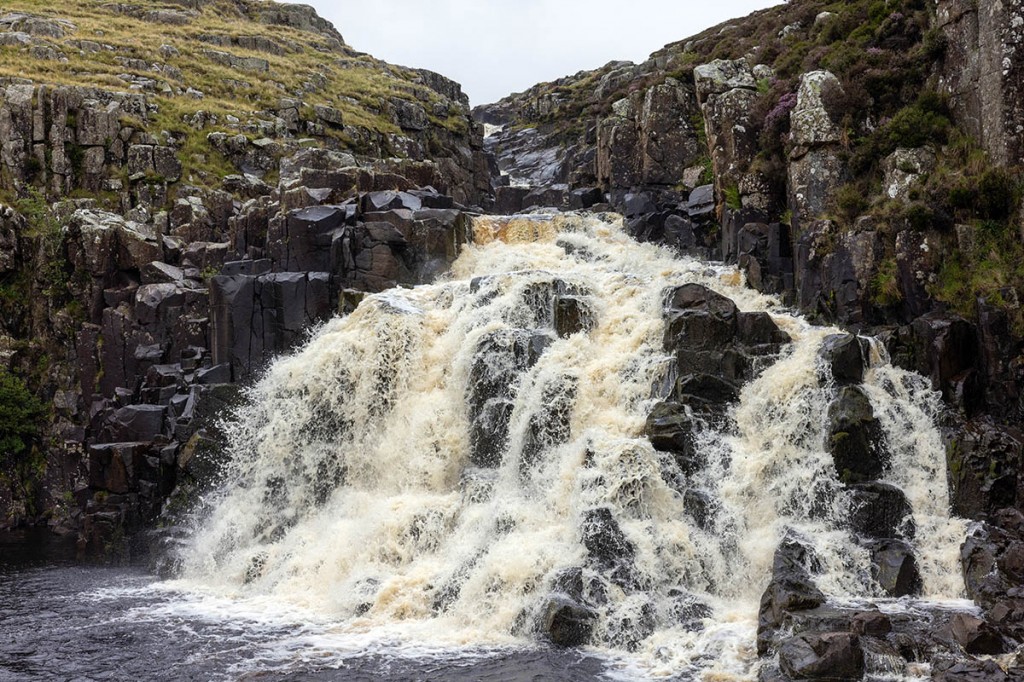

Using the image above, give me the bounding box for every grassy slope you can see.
[0,0,469,183]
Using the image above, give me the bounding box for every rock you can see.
[467,328,550,467]
[867,538,922,597]
[931,659,1011,682]
[104,405,167,442]
[946,421,1023,519]
[778,632,864,680]
[645,401,700,472]
[848,482,915,540]
[819,334,871,385]
[195,364,231,385]
[662,283,789,387]
[313,104,343,126]
[554,296,591,337]
[580,507,635,568]
[637,81,703,186]
[882,147,937,202]
[569,187,603,210]
[623,192,656,217]
[580,507,640,589]
[520,374,576,468]
[390,98,428,131]
[791,71,843,146]
[961,509,1024,616]
[851,609,892,637]
[539,595,597,647]
[788,147,846,228]
[758,532,826,655]
[693,59,757,97]
[942,613,1007,655]
[140,262,185,284]
[936,0,1024,167]
[827,386,886,484]
[688,184,715,215]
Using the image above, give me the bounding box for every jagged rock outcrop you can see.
[0,0,493,548]
[787,70,846,232]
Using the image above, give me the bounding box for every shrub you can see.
[835,184,869,225]
[0,368,46,507]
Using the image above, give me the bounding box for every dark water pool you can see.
[0,532,619,682]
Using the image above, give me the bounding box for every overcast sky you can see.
[296,1,782,106]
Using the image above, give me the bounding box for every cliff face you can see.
[0,0,492,545]
[476,0,1024,663]
[475,0,1024,419]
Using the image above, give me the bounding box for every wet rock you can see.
[851,610,892,637]
[539,595,597,647]
[467,328,551,467]
[520,374,577,468]
[866,538,922,597]
[554,296,591,337]
[819,334,871,386]
[758,532,827,655]
[941,613,1007,655]
[960,509,1024,631]
[644,401,700,472]
[662,284,789,386]
[931,658,1012,682]
[683,489,716,532]
[778,632,864,680]
[580,507,635,569]
[604,597,656,651]
[848,481,915,540]
[827,386,887,484]
[667,589,714,631]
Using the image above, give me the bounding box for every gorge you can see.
[1,0,1023,680]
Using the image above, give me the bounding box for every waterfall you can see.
[175,212,965,679]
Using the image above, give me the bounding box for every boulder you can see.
[539,595,597,647]
[848,481,915,540]
[942,613,1007,655]
[778,632,864,680]
[867,538,922,597]
[819,334,871,386]
[827,386,887,484]
[758,532,826,655]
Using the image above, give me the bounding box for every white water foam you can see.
[170,212,966,680]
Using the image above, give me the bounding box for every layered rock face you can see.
[0,1,492,549]
[475,0,1024,671]
[937,0,1024,167]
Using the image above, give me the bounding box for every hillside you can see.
[0,0,492,544]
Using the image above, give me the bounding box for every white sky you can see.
[293,1,783,106]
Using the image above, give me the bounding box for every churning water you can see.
[1,213,969,681]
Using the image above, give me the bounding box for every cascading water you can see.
[173,212,967,680]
